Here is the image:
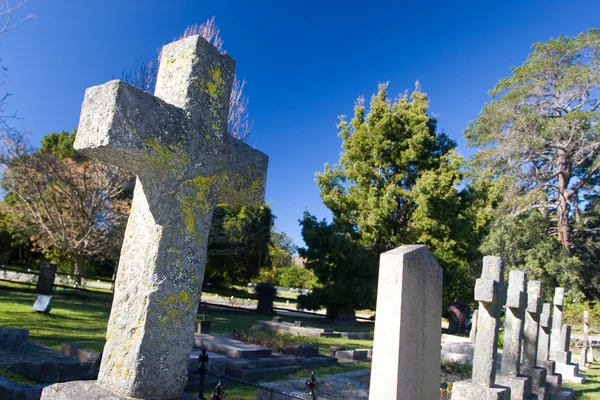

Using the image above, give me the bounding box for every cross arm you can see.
[211,134,269,206]
[74,80,188,176]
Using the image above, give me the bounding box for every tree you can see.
[122,17,252,141]
[301,83,483,321]
[465,29,600,250]
[1,132,132,283]
[298,212,378,325]
[203,204,272,287]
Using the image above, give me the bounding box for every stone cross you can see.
[500,270,527,376]
[469,309,479,344]
[579,310,589,369]
[549,287,565,361]
[452,256,510,400]
[555,325,572,364]
[521,280,542,370]
[44,36,268,400]
[537,303,553,367]
[471,256,506,386]
[369,245,443,400]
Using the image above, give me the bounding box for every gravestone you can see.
[520,280,550,399]
[537,303,562,393]
[369,245,443,400]
[452,256,510,400]
[41,35,268,400]
[554,325,585,384]
[496,270,534,400]
[36,262,58,294]
[579,310,589,370]
[549,288,565,361]
[32,294,52,313]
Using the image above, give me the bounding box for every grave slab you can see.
[193,334,271,359]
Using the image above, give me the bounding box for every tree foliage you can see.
[1,137,132,282]
[300,84,486,320]
[466,29,600,250]
[204,204,272,287]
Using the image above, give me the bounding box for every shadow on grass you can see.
[564,362,600,400]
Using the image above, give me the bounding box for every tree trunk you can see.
[73,254,86,285]
[556,152,572,249]
[334,308,357,327]
[326,305,339,320]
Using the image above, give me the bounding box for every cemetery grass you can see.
[564,362,600,399]
[0,282,373,356]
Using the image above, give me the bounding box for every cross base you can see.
[451,380,511,400]
[41,381,199,400]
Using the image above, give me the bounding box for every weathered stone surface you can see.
[495,375,532,400]
[522,280,542,370]
[537,303,552,367]
[452,257,510,400]
[187,350,226,376]
[501,270,527,377]
[40,381,198,400]
[580,310,589,370]
[336,349,369,361]
[550,288,565,359]
[369,245,443,400]
[473,256,506,386]
[43,35,268,400]
[193,334,271,359]
[0,328,28,348]
[470,309,479,344]
[60,343,100,364]
[36,262,58,295]
[451,381,511,400]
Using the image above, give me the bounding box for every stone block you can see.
[521,366,546,387]
[40,381,199,400]
[329,346,345,356]
[451,380,511,400]
[539,304,552,328]
[554,288,564,306]
[475,278,499,303]
[544,373,561,392]
[495,375,532,399]
[0,328,28,348]
[369,245,442,400]
[187,350,227,376]
[60,343,100,363]
[193,334,271,359]
[336,349,368,361]
[554,362,585,384]
[294,321,304,327]
[505,271,527,309]
[553,351,571,364]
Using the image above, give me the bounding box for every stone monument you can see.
[537,303,563,393]
[495,270,534,399]
[36,262,58,295]
[452,256,510,400]
[549,288,585,384]
[520,280,550,399]
[579,310,589,370]
[368,245,443,400]
[41,35,268,400]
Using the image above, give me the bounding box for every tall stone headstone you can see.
[496,270,534,400]
[369,245,443,400]
[520,280,550,399]
[537,303,563,394]
[549,288,565,361]
[36,262,57,295]
[579,310,589,370]
[41,35,268,400]
[452,256,510,400]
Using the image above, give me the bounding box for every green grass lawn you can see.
[565,362,600,399]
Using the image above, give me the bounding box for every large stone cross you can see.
[500,270,527,376]
[550,287,565,361]
[521,280,542,371]
[471,256,506,386]
[55,36,267,399]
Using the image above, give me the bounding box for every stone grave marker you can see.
[369,245,443,400]
[520,280,550,399]
[496,270,535,399]
[32,294,52,313]
[452,256,510,400]
[41,35,268,400]
[579,310,589,370]
[36,262,58,294]
[537,303,563,393]
[550,287,565,361]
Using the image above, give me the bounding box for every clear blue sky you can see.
[2,0,599,248]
